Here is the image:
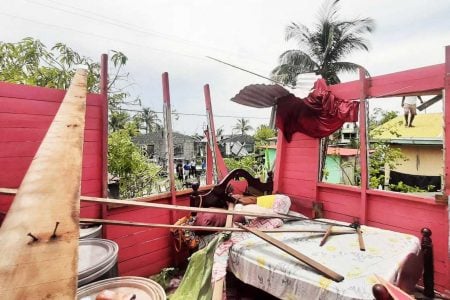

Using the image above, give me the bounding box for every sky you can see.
[1,0,449,135]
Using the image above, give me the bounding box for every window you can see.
[174,144,183,157]
[146,144,155,158]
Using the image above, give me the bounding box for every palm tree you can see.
[233,118,253,135]
[271,0,374,86]
[109,111,129,132]
[141,107,161,133]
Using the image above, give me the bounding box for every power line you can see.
[117,108,270,119]
[26,0,269,66]
[0,12,203,61]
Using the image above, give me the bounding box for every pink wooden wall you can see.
[0,81,104,219]
[275,46,450,291]
[104,195,190,276]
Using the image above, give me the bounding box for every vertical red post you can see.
[444,46,450,195]
[205,129,213,185]
[273,128,285,193]
[444,45,450,284]
[162,73,177,224]
[100,54,109,232]
[204,84,228,183]
[358,68,369,224]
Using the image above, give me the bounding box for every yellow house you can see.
[371,113,443,191]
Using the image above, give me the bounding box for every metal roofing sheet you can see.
[231,84,292,108]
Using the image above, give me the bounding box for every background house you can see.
[217,134,255,157]
[324,147,360,185]
[132,131,205,167]
[371,113,443,191]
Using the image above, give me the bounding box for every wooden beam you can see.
[416,94,443,111]
[0,69,88,298]
[80,218,358,234]
[359,68,369,224]
[162,72,177,224]
[237,224,345,282]
[0,187,304,220]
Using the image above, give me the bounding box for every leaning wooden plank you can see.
[80,218,357,234]
[212,202,235,300]
[0,68,88,299]
[237,224,345,282]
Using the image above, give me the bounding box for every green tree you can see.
[271,0,374,86]
[224,156,259,177]
[109,111,130,132]
[108,127,161,198]
[254,125,276,145]
[233,118,253,135]
[139,107,161,133]
[0,37,138,110]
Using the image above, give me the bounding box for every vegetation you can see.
[233,118,253,135]
[108,125,161,198]
[254,125,276,146]
[0,37,139,110]
[224,156,259,177]
[271,0,375,86]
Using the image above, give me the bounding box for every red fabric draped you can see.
[276,79,359,142]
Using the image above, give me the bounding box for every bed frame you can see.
[189,169,435,298]
[190,168,273,209]
[373,227,435,299]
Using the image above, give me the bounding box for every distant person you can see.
[183,161,191,179]
[176,161,183,180]
[190,162,197,178]
[402,95,423,127]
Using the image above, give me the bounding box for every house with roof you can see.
[371,113,443,191]
[324,147,360,185]
[217,134,255,157]
[132,131,205,167]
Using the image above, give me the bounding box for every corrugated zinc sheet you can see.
[231,84,291,108]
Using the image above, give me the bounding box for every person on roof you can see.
[401,95,423,127]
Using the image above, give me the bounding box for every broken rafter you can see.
[237,223,345,282]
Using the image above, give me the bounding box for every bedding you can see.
[228,219,420,300]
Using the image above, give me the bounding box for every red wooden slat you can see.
[121,256,173,277]
[118,235,172,262]
[118,247,173,275]
[106,211,171,239]
[0,113,101,130]
[0,81,103,105]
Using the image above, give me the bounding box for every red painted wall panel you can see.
[0,82,103,221]
[105,196,191,277]
[276,112,449,290]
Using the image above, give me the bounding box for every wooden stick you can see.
[0,69,88,299]
[0,188,305,221]
[236,224,345,282]
[212,202,235,300]
[80,218,357,234]
[356,227,366,251]
[319,226,333,246]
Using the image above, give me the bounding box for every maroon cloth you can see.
[194,212,245,228]
[276,79,359,142]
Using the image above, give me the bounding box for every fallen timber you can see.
[0,187,356,228]
[80,218,357,234]
[237,223,345,282]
